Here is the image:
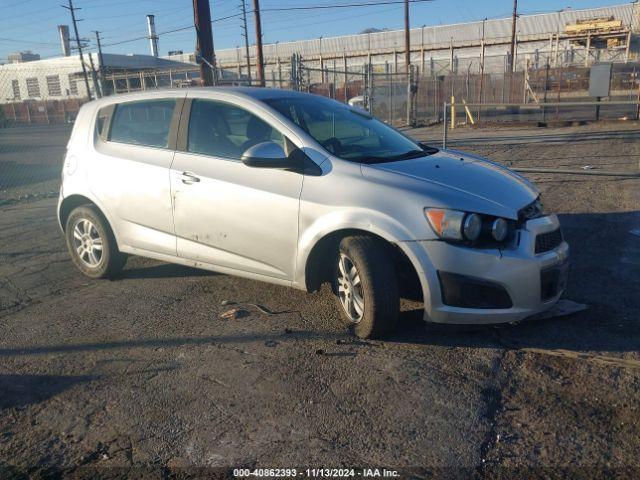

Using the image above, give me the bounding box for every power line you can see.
[261,0,432,12]
[99,13,243,48]
[0,37,61,46]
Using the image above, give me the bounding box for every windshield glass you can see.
[263,96,436,164]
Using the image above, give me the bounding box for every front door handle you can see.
[180,171,200,185]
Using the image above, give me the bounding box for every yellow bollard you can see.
[462,99,475,125]
[450,95,456,129]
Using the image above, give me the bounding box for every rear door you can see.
[91,93,185,255]
[169,95,303,281]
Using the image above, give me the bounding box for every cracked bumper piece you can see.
[403,214,570,325]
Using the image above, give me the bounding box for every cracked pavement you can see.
[0,123,639,478]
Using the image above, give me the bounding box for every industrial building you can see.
[0,53,194,103]
[166,2,639,78]
[0,53,194,124]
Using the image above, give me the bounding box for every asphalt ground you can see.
[0,121,639,479]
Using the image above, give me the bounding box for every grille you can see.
[535,228,563,254]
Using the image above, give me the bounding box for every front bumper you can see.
[402,214,569,324]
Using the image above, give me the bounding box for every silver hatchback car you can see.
[58,87,569,338]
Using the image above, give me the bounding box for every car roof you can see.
[94,87,318,104]
[84,86,323,111]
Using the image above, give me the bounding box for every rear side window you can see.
[187,99,284,159]
[109,99,176,148]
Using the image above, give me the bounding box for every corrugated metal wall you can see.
[210,3,634,65]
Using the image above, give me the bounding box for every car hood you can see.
[361,149,539,220]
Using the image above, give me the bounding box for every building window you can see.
[68,75,78,95]
[26,77,40,98]
[11,80,20,100]
[46,75,62,96]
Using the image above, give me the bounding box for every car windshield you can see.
[263,96,437,164]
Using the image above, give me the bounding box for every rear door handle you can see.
[180,171,200,185]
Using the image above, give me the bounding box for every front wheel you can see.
[65,205,126,279]
[333,235,399,338]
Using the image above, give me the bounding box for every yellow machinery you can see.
[565,17,625,47]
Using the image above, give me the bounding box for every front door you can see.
[170,97,303,281]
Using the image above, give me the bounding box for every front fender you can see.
[294,208,425,289]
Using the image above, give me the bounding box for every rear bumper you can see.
[401,214,569,325]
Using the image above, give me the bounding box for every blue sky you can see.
[0,0,629,61]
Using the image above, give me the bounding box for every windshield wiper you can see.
[391,150,430,160]
[357,148,438,164]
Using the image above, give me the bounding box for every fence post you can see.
[368,61,375,114]
[331,59,336,99]
[443,101,448,148]
[290,54,296,90]
[406,65,414,126]
[343,53,348,103]
[389,71,394,124]
[542,60,550,122]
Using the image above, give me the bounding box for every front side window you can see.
[264,96,433,164]
[187,99,284,159]
[109,99,176,148]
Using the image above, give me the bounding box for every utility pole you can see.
[404,0,410,74]
[93,31,105,69]
[253,0,265,87]
[87,52,101,98]
[93,31,106,94]
[63,0,92,100]
[193,0,217,86]
[509,0,518,73]
[240,0,252,84]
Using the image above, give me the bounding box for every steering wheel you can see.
[322,137,343,155]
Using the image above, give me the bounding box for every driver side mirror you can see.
[241,142,290,169]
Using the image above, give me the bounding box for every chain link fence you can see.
[1,52,640,128]
[0,61,96,126]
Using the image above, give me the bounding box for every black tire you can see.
[333,235,399,339]
[65,205,126,279]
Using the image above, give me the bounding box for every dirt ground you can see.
[0,121,639,479]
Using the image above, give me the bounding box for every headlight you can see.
[425,208,513,245]
[424,208,465,240]
[463,213,482,241]
[491,218,508,242]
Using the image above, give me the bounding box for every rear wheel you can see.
[333,235,399,338]
[65,206,126,279]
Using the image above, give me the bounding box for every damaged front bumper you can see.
[401,214,570,325]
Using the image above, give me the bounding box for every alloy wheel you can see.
[337,253,365,323]
[72,218,103,268]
